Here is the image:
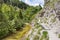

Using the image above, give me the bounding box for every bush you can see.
[0,1,42,39]
[0,4,21,38]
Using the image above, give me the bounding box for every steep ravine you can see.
[25,0,60,40]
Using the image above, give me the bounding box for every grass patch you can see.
[43,31,48,38]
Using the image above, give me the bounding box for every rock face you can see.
[25,0,60,40]
[42,0,60,31]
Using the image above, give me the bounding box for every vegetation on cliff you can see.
[0,0,42,39]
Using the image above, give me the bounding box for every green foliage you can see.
[0,22,9,38]
[0,0,42,39]
[0,4,20,38]
[40,31,48,40]
[0,0,29,9]
[22,6,42,23]
[43,31,48,38]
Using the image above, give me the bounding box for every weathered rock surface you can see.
[25,0,60,40]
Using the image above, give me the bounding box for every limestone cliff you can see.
[25,0,60,40]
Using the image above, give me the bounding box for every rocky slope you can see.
[25,0,60,40]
